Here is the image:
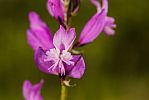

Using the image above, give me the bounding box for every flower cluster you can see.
[23,0,116,100]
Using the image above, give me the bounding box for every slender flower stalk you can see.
[60,79,67,100]
[61,85,67,100]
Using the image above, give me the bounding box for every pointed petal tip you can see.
[28,11,37,17]
[28,11,39,22]
[60,25,66,32]
[24,80,31,84]
[90,0,101,12]
[23,80,32,89]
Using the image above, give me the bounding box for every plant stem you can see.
[60,1,71,100]
[61,82,67,100]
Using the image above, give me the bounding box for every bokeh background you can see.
[0,0,149,100]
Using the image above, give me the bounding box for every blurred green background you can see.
[0,0,149,100]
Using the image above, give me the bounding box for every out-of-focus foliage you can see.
[0,0,149,100]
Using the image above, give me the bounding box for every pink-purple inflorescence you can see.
[23,0,116,100]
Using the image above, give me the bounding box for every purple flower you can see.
[27,12,85,79]
[23,80,44,100]
[27,12,53,51]
[78,0,116,45]
[47,0,64,24]
[47,0,81,26]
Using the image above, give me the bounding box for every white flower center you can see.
[44,48,74,75]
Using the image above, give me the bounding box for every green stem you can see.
[61,83,67,100]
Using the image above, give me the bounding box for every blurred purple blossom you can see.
[47,0,64,24]
[27,12,53,51]
[27,12,85,79]
[78,0,116,46]
[47,0,81,27]
[23,80,44,100]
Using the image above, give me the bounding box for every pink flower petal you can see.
[78,9,106,45]
[53,26,76,51]
[23,80,44,100]
[104,17,116,36]
[66,55,85,79]
[34,47,59,75]
[47,0,64,23]
[27,11,54,51]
